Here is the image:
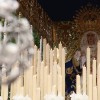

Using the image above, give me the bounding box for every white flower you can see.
[0,96,3,100]
[12,95,25,100]
[70,92,88,100]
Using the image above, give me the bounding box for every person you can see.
[65,50,82,95]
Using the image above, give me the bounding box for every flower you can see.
[70,92,88,100]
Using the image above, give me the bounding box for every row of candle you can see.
[76,41,100,100]
[1,38,65,100]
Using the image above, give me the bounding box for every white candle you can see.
[43,38,46,65]
[93,87,97,100]
[97,64,100,100]
[76,75,81,94]
[88,74,92,100]
[46,43,50,74]
[86,47,90,95]
[36,88,40,100]
[92,59,96,87]
[83,66,86,94]
[59,42,62,69]
[44,66,48,96]
[61,48,65,98]
[47,74,52,94]
[37,50,41,87]
[40,62,44,100]
[58,75,62,96]
[40,36,42,61]
[33,75,37,100]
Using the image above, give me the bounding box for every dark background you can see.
[38,0,100,21]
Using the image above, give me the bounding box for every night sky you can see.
[38,0,100,21]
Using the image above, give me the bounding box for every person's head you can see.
[73,50,81,61]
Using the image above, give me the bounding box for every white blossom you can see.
[70,92,88,100]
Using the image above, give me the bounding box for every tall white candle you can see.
[86,47,90,95]
[43,38,46,65]
[47,74,52,94]
[40,36,42,61]
[62,48,65,98]
[92,59,96,87]
[40,62,44,100]
[93,87,97,100]
[76,75,81,94]
[88,74,93,100]
[83,66,86,94]
[97,64,100,100]
[46,44,50,74]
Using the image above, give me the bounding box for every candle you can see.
[50,49,53,76]
[43,38,46,65]
[37,50,41,87]
[58,75,62,96]
[59,42,62,69]
[92,59,96,87]
[33,75,37,100]
[97,64,100,100]
[76,75,81,94]
[86,47,90,95]
[54,47,57,62]
[61,48,65,98]
[40,62,44,100]
[93,87,97,100]
[83,66,86,94]
[44,94,64,100]
[47,74,52,94]
[44,66,48,96]
[40,36,42,61]
[36,88,40,100]
[33,45,37,74]
[88,74,92,100]
[46,44,50,74]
